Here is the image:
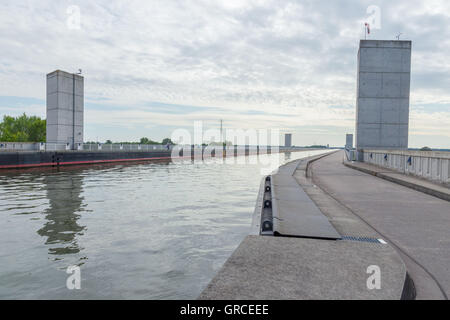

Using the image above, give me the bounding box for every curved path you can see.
[311,151,450,299]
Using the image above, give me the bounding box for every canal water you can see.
[0,150,331,299]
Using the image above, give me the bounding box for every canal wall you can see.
[0,150,173,169]
[0,146,317,169]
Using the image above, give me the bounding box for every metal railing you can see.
[0,142,172,152]
[0,142,41,151]
[344,148,356,161]
[80,143,169,152]
[363,149,450,185]
[1,142,327,154]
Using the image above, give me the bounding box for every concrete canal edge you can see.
[199,151,414,300]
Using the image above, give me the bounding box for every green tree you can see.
[0,113,46,142]
[162,138,174,145]
[140,137,159,144]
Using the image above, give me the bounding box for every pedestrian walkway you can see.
[200,154,407,300]
[310,151,450,299]
[344,159,450,201]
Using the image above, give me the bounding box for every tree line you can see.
[98,137,174,145]
[0,113,174,145]
[0,113,46,142]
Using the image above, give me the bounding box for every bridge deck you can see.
[311,151,450,299]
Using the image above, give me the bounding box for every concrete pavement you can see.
[344,160,450,201]
[199,235,406,300]
[200,154,408,300]
[310,151,450,299]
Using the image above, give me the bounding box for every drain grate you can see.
[340,236,386,244]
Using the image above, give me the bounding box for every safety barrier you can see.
[363,149,450,185]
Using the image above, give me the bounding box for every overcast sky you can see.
[1,0,449,147]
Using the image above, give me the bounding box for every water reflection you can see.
[0,150,333,299]
[37,173,85,256]
[284,152,292,161]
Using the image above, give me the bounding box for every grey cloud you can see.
[0,0,449,146]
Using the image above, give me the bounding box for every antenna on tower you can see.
[364,22,370,40]
[396,33,402,40]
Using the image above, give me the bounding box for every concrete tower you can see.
[355,40,411,154]
[284,134,292,147]
[46,70,84,149]
[345,134,353,149]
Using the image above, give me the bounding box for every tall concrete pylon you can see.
[345,134,353,149]
[46,70,84,149]
[284,133,292,147]
[355,40,411,158]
